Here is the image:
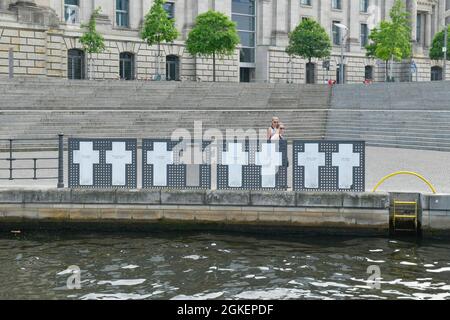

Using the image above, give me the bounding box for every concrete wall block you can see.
[427,195,450,211]
[296,192,344,207]
[343,193,389,209]
[161,190,205,205]
[206,190,250,206]
[116,189,160,204]
[0,190,25,203]
[70,189,117,204]
[251,191,296,207]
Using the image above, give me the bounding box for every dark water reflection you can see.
[0,231,449,300]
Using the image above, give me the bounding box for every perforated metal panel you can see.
[142,139,211,189]
[293,140,365,191]
[217,139,288,190]
[68,138,137,188]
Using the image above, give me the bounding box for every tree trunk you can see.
[385,60,388,82]
[213,52,216,82]
[157,42,161,80]
[389,55,394,82]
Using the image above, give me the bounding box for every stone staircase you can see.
[1,77,449,152]
[0,77,330,150]
[326,81,450,152]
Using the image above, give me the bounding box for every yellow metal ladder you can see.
[393,200,418,232]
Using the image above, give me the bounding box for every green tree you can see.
[186,10,240,82]
[79,7,106,80]
[366,0,411,81]
[429,26,450,61]
[286,18,331,64]
[141,0,179,80]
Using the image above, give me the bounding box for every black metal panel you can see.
[293,140,365,192]
[142,139,211,189]
[68,138,137,188]
[217,139,288,190]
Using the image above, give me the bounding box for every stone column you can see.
[407,0,417,42]
[288,0,299,32]
[272,0,288,46]
[213,0,231,17]
[426,12,432,47]
[348,0,360,52]
[197,0,209,14]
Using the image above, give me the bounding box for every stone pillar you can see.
[407,0,417,42]
[272,0,288,46]
[288,0,299,32]
[348,0,360,51]
[197,0,209,14]
[426,12,432,47]
[213,0,231,17]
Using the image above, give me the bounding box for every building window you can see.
[301,0,312,6]
[431,66,443,81]
[332,21,341,45]
[332,0,342,10]
[360,23,369,47]
[67,49,85,79]
[166,55,180,81]
[64,0,80,24]
[116,0,129,27]
[164,2,175,19]
[232,0,256,64]
[119,52,134,80]
[365,65,373,80]
[416,13,422,43]
[360,0,369,13]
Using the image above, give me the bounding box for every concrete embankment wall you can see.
[0,189,449,236]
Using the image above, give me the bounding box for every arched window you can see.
[306,62,315,84]
[431,66,443,81]
[365,65,373,80]
[166,55,180,81]
[67,49,85,79]
[119,52,135,80]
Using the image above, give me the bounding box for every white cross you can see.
[255,143,282,188]
[222,142,248,187]
[332,144,360,189]
[297,143,326,188]
[105,142,133,186]
[147,142,174,186]
[73,141,100,186]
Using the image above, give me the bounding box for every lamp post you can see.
[334,23,348,84]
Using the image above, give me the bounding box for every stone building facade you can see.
[0,0,449,83]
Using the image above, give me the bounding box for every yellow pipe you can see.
[372,171,437,194]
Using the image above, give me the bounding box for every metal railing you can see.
[0,134,64,188]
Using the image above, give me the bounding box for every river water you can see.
[0,231,449,300]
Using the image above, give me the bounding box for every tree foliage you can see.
[186,10,240,81]
[141,0,179,46]
[286,19,331,63]
[79,7,105,54]
[186,10,239,58]
[429,26,450,61]
[366,0,411,62]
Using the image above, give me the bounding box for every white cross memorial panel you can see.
[293,140,365,191]
[68,138,137,188]
[218,140,288,190]
[142,139,211,189]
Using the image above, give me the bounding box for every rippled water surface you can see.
[1,231,450,300]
